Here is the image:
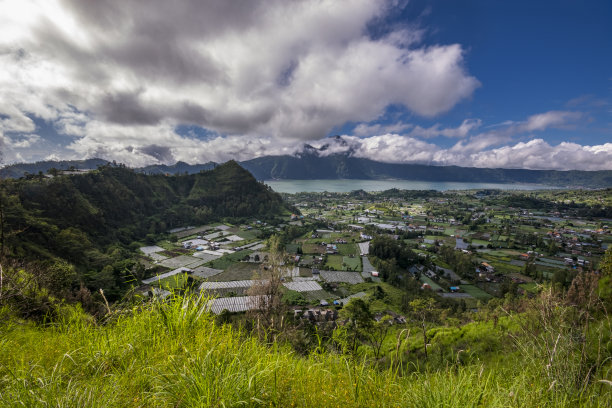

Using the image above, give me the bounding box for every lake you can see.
[264,179,560,193]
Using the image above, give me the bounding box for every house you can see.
[480,262,495,273]
[449,286,460,293]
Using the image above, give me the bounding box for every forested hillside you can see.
[4,155,612,187]
[240,154,612,187]
[0,161,289,306]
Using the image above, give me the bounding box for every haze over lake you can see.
[265,179,560,193]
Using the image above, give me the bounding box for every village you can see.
[136,188,611,319]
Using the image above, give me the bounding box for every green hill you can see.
[0,161,289,302]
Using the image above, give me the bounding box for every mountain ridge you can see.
[2,154,611,188]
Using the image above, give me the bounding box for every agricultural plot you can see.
[336,244,358,256]
[320,271,364,284]
[142,267,191,285]
[222,235,245,242]
[174,226,213,239]
[302,243,325,254]
[159,255,205,269]
[336,292,367,305]
[190,266,224,279]
[285,243,300,253]
[304,290,338,301]
[282,281,323,292]
[438,267,461,282]
[139,246,165,254]
[419,276,443,292]
[460,284,493,300]
[236,229,261,241]
[191,252,222,263]
[182,239,208,246]
[204,231,228,240]
[149,253,168,262]
[206,250,253,270]
[200,280,262,290]
[325,255,344,270]
[207,296,265,314]
[342,256,361,271]
[207,262,260,282]
[357,241,369,255]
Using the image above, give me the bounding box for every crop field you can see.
[285,243,300,253]
[207,262,260,282]
[302,243,325,254]
[320,271,364,284]
[336,243,358,256]
[461,284,493,300]
[342,256,361,271]
[159,255,205,269]
[419,276,443,291]
[205,250,253,269]
[325,254,344,270]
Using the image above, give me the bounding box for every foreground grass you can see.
[0,295,610,407]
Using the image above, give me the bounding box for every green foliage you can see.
[0,293,609,407]
[598,247,612,308]
[0,163,289,301]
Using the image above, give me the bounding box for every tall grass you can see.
[0,292,610,407]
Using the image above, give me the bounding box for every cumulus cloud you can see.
[352,118,481,139]
[0,0,480,162]
[0,1,606,172]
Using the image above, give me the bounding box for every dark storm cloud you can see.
[138,144,174,162]
[61,0,266,39]
[97,91,163,125]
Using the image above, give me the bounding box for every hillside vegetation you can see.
[0,288,610,407]
[0,161,289,305]
[3,155,612,187]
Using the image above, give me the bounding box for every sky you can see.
[0,0,611,170]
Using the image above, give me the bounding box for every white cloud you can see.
[352,122,414,137]
[408,118,481,138]
[0,0,480,159]
[10,134,41,148]
[0,2,605,172]
[522,111,582,131]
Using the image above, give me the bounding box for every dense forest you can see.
[0,161,290,307]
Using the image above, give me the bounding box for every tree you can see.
[341,298,373,355]
[248,235,287,340]
[597,247,612,310]
[366,315,393,360]
[408,298,439,360]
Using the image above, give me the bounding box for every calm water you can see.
[264,179,560,193]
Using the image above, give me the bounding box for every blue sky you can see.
[0,0,610,169]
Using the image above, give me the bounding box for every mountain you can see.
[138,161,217,175]
[0,159,216,178]
[3,154,612,187]
[0,158,109,178]
[239,154,612,188]
[0,161,288,300]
